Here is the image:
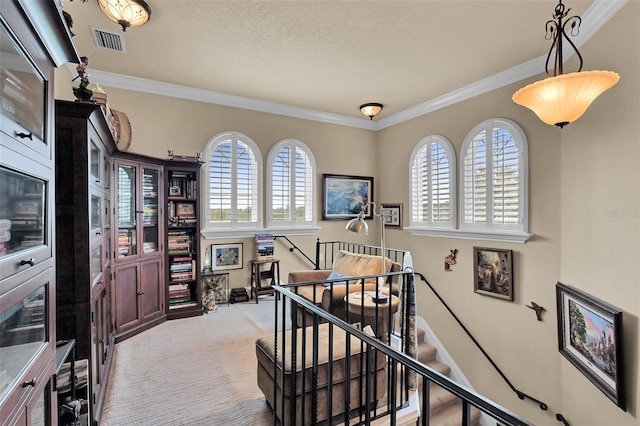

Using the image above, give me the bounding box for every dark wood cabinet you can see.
[113,158,165,341]
[54,100,116,425]
[113,258,163,337]
[0,1,78,425]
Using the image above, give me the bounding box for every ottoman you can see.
[255,322,387,425]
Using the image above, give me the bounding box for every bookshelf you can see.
[165,163,203,319]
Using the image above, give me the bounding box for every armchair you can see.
[288,250,401,324]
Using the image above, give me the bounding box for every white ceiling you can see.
[61,0,623,128]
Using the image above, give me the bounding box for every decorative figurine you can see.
[72,56,94,102]
[197,151,204,163]
[167,149,174,160]
[526,302,545,321]
[444,249,458,271]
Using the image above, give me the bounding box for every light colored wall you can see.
[376,3,638,425]
[53,3,638,424]
[558,2,639,424]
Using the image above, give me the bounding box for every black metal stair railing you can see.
[273,282,535,426]
[414,271,549,412]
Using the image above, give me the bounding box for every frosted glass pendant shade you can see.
[513,71,619,128]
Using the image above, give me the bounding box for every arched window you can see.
[409,135,456,229]
[266,139,317,230]
[460,118,529,235]
[202,132,262,235]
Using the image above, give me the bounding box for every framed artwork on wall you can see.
[473,247,513,301]
[381,203,402,228]
[211,243,243,271]
[322,174,374,220]
[556,282,626,411]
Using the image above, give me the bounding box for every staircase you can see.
[416,326,482,425]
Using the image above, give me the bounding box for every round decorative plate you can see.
[111,109,132,151]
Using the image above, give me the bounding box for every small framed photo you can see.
[169,186,181,196]
[473,247,513,301]
[556,282,626,410]
[322,174,374,220]
[381,203,402,228]
[211,243,243,271]
[176,202,195,218]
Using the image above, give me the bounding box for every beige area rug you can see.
[101,298,283,425]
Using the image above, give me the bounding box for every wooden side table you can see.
[345,291,399,342]
[250,259,279,303]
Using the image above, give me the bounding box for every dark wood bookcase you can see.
[165,162,203,319]
[55,100,117,425]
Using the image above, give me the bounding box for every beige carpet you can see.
[101,297,283,425]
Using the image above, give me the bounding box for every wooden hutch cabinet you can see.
[112,158,165,341]
[0,1,78,425]
[54,100,117,425]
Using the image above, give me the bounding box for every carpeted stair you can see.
[416,327,481,425]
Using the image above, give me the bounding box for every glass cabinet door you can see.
[142,167,159,254]
[0,22,46,146]
[0,167,45,258]
[117,163,137,257]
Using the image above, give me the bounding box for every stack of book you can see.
[117,230,131,257]
[167,230,192,254]
[169,255,195,282]
[168,283,194,309]
[255,234,275,261]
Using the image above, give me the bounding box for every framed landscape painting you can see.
[322,174,374,220]
[556,282,625,410]
[473,247,513,301]
[211,243,243,271]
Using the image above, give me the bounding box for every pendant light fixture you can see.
[98,0,152,32]
[360,103,383,120]
[512,0,619,128]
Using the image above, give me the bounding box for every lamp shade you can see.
[512,70,620,128]
[360,103,383,120]
[99,0,151,31]
[345,216,369,235]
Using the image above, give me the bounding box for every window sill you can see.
[201,225,321,240]
[404,227,533,244]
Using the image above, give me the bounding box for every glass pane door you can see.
[142,167,159,254]
[117,164,137,257]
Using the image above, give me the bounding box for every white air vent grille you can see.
[91,27,126,53]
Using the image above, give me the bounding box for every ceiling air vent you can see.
[91,27,126,53]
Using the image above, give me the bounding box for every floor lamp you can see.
[345,202,396,276]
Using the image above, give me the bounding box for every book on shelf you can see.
[168,301,198,310]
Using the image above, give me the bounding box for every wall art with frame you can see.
[556,282,626,410]
[473,247,513,301]
[381,203,402,228]
[211,242,243,271]
[322,174,374,220]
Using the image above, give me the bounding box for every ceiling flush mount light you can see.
[360,103,383,120]
[98,0,152,32]
[512,0,619,128]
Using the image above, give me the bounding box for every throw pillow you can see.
[323,270,352,287]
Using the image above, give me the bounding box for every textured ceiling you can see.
[62,0,597,120]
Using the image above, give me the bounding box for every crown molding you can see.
[66,0,625,131]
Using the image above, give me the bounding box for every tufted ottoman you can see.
[255,322,387,425]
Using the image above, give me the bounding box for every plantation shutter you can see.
[236,141,258,223]
[294,146,313,222]
[411,144,429,223]
[208,140,232,224]
[464,130,488,225]
[271,146,291,222]
[492,128,520,225]
[431,143,450,224]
